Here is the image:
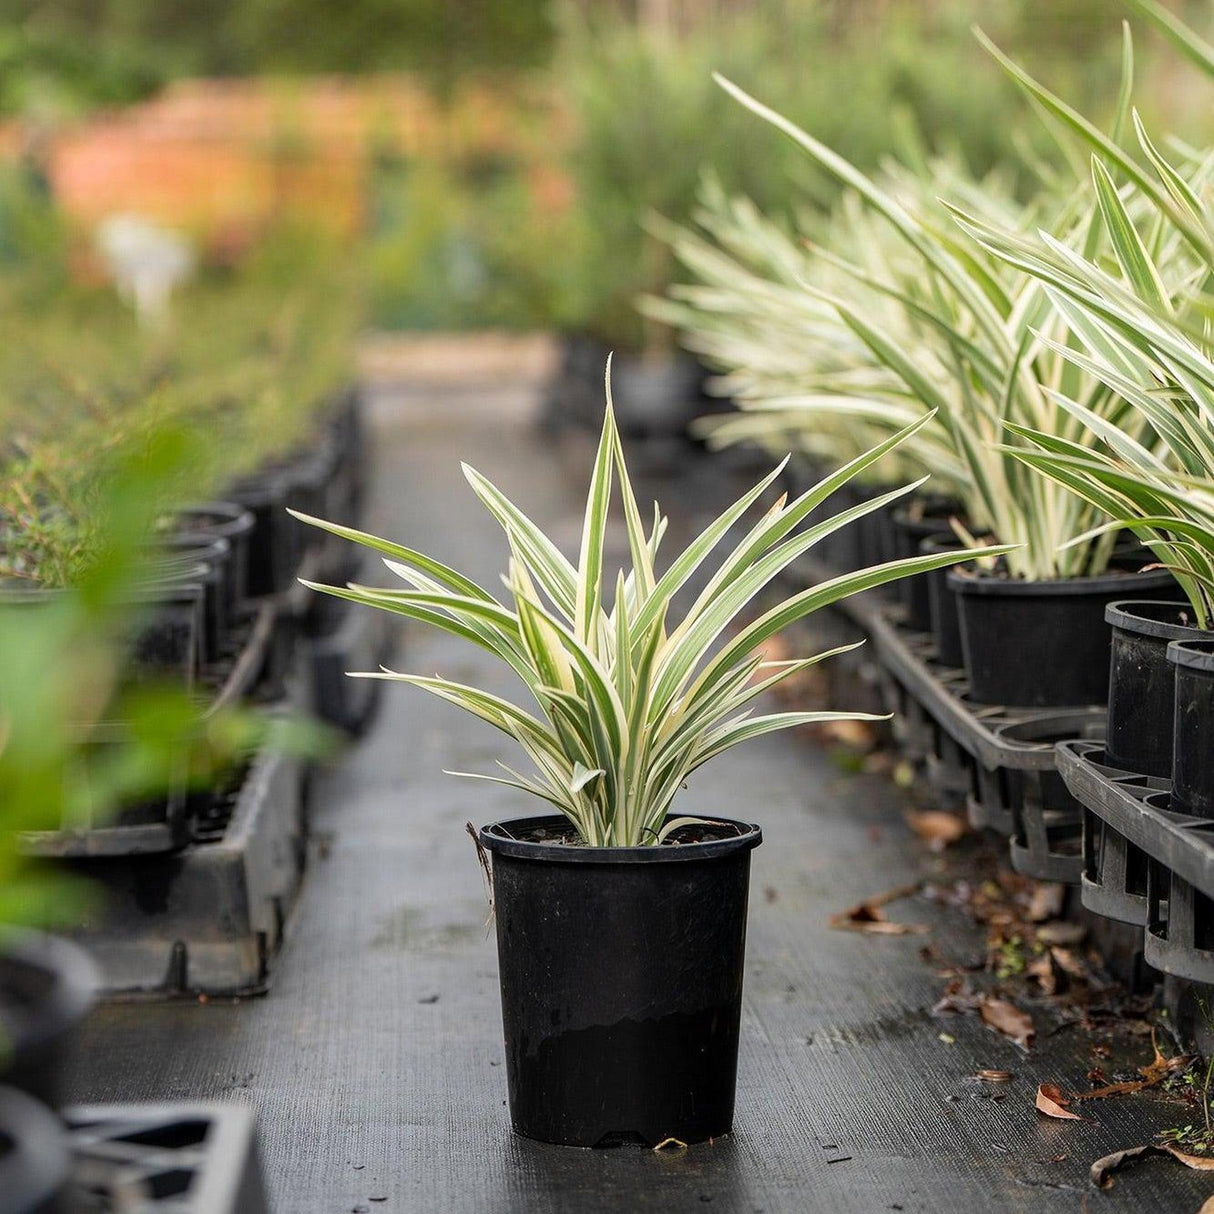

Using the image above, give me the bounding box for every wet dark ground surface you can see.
[69,382,1214,1212]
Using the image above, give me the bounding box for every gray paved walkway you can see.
[70,380,1213,1212]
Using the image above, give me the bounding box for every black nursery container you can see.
[172,502,255,614]
[1106,601,1206,778]
[922,537,973,669]
[949,567,1177,707]
[0,932,97,1109]
[153,534,231,667]
[891,514,953,632]
[479,815,761,1147]
[1169,639,1214,816]
[0,1085,69,1214]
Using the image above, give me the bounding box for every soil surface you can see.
[68,367,1214,1212]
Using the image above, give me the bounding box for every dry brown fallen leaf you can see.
[1075,1035,1191,1101]
[1036,920,1087,946]
[821,717,877,749]
[829,882,927,935]
[1026,953,1057,996]
[1050,947,1089,980]
[905,809,966,852]
[1027,883,1066,923]
[1091,1143,1214,1189]
[1198,1196,1214,1214]
[1163,1145,1214,1171]
[980,995,1035,1049]
[1036,1084,1088,1121]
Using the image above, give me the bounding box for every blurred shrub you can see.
[0,0,553,117]
[556,0,1128,351]
[0,211,358,586]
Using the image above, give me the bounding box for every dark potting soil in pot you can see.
[949,565,1179,708]
[480,814,761,1147]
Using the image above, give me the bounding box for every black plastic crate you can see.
[862,602,1102,883]
[63,1101,268,1212]
[57,729,306,998]
[18,605,278,860]
[1058,741,1214,984]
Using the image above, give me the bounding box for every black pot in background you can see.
[812,482,861,573]
[0,576,204,687]
[856,483,898,583]
[542,335,709,441]
[479,815,761,1147]
[892,513,955,632]
[226,475,292,600]
[326,386,367,525]
[172,502,255,615]
[1169,638,1214,815]
[610,351,707,442]
[0,932,97,1109]
[922,536,969,668]
[153,534,231,667]
[129,560,207,685]
[1106,601,1206,778]
[950,566,1179,708]
[812,481,899,576]
[0,1085,69,1214]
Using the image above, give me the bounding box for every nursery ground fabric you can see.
[69,370,1211,1213]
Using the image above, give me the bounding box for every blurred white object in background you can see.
[96,214,195,325]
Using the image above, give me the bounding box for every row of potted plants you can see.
[272,0,1214,1155]
[0,235,362,1203]
[654,3,1214,769]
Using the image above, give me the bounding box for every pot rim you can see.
[0,929,98,1051]
[152,534,231,565]
[1106,599,1208,641]
[479,813,762,864]
[174,502,256,540]
[1168,637,1214,673]
[947,565,1176,597]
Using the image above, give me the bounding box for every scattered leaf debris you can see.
[829,882,926,935]
[905,809,966,852]
[1092,1142,1214,1189]
[1027,883,1066,923]
[1036,1083,1089,1122]
[980,996,1035,1050]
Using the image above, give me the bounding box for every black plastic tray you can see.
[63,1101,268,1212]
[59,724,307,998]
[853,592,1101,884]
[18,604,278,859]
[1058,741,1214,984]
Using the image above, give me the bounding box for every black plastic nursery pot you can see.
[153,534,231,667]
[949,566,1178,708]
[226,475,294,600]
[479,814,762,1148]
[543,334,709,441]
[1106,601,1207,779]
[0,931,97,1109]
[1169,639,1214,816]
[172,502,255,615]
[0,1085,70,1214]
[922,536,967,668]
[129,562,207,686]
[891,511,955,632]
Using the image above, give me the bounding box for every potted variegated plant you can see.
[294,371,1006,1148]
